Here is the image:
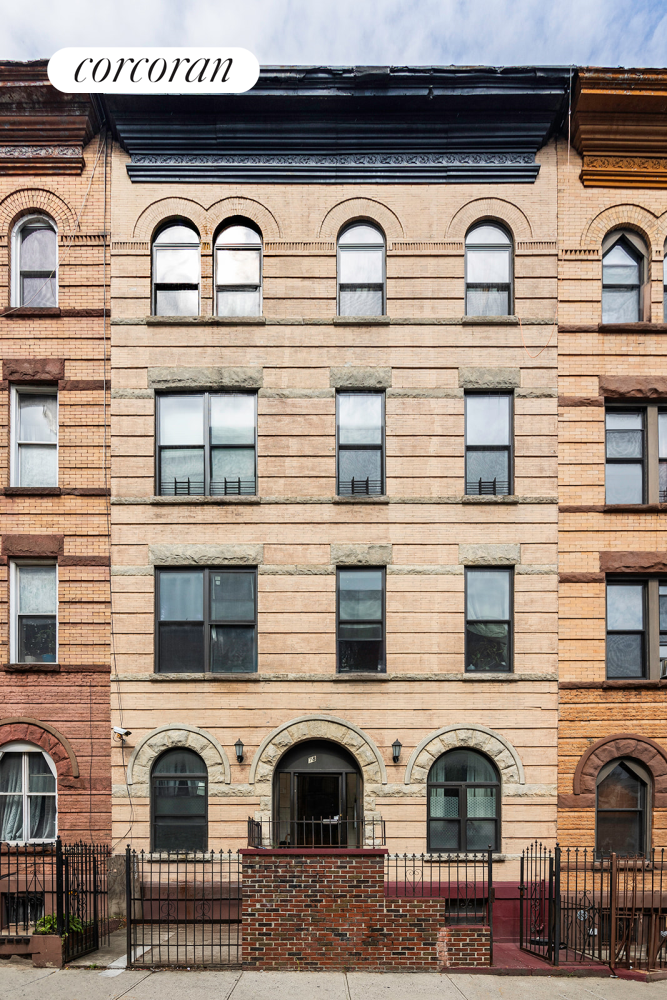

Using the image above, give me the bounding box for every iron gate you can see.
[60,841,110,963]
[519,841,560,964]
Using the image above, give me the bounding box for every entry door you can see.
[296,773,341,845]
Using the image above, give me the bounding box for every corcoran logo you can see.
[48,47,259,95]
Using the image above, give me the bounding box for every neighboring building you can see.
[557,69,667,853]
[0,62,111,842]
[105,66,569,866]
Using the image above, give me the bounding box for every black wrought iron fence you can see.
[519,840,560,964]
[125,849,241,967]
[385,851,493,926]
[0,839,110,963]
[247,816,386,848]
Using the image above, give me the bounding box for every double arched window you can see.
[0,742,57,842]
[152,223,200,316]
[337,222,385,316]
[151,748,208,851]
[602,230,647,324]
[427,749,500,852]
[465,223,512,316]
[215,221,262,316]
[12,215,57,307]
[596,757,650,857]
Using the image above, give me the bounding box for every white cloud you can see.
[1,0,666,67]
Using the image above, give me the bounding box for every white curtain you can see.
[0,754,23,841]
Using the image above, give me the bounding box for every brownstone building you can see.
[0,62,111,843]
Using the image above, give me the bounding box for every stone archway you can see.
[126,724,231,797]
[573,733,667,807]
[404,724,525,789]
[0,717,79,780]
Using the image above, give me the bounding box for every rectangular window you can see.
[465,393,512,495]
[336,393,384,496]
[606,581,645,678]
[337,567,385,673]
[156,567,257,673]
[157,393,257,496]
[465,568,512,673]
[11,388,57,487]
[606,409,645,504]
[660,582,667,678]
[12,563,57,664]
[659,412,667,503]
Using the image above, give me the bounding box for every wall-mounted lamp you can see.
[235,738,244,764]
[392,739,402,764]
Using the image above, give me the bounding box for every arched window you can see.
[152,222,200,316]
[427,749,500,852]
[596,758,650,857]
[12,215,57,307]
[0,742,57,842]
[465,223,512,316]
[337,222,385,316]
[602,230,647,324]
[151,748,207,851]
[215,221,262,316]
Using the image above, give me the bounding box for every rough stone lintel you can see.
[331,544,393,566]
[329,367,392,389]
[149,544,263,566]
[600,376,667,399]
[3,357,65,382]
[458,543,521,566]
[147,366,264,390]
[458,367,521,389]
[600,551,667,574]
[2,534,64,558]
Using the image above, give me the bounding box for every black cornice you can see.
[103,64,570,184]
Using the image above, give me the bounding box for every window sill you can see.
[463,672,517,681]
[461,315,518,325]
[146,315,267,325]
[560,679,667,689]
[0,307,61,318]
[333,495,390,504]
[151,672,261,681]
[559,503,667,513]
[462,495,519,504]
[333,672,389,681]
[4,487,61,496]
[599,322,667,333]
[149,495,260,505]
[4,662,61,672]
[333,316,391,325]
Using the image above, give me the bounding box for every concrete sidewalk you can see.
[3,967,667,1000]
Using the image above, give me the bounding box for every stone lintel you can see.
[147,366,263,390]
[331,543,393,566]
[458,543,521,566]
[149,544,263,566]
[330,367,392,390]
[458,367,521,389]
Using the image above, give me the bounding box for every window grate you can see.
[338,478,383,496]
[465,478,510,496]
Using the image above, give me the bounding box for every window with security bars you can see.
[427,749,500,853]
[465,568,512,673]
[215,221,262,316]
[0,745,57,843]
[336,567,385,673]
[336,393,384,496]
[12,388,58,487]
[157,393,256,496]
[12,563,57,664]
[465,393,511,495]
[156,567,257,673]
[152,223,200,316]
[465,223,512,316]
[337,223,385,316]
[13,215,57,307]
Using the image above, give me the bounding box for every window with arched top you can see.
[465,223,512,316]
[151,748,208,851]
[215,221,262,316]
[602,230,647,324]
[427,749,500,852]
[596,758,650,857]
[12,215,57,307]
[152,223,200,316]
[0,742,57,842]
[337,223,385,316]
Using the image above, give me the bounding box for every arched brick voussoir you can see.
[126,725,231,795]
[207,197,281,240]
[132,197,209,240]
[0,718,79,779]
[445,197,533,241]
[574,733,667,804]
[581,204,659,252]
[318,198,404,241]
[404,724,525,789]
[0,188,76,236]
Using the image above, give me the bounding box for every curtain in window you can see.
[0,754,24,841]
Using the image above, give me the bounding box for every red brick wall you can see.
[241,848,491,971]
[437,925,491,967]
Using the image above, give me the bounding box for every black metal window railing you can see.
[466,478,510,496]
[338,477,383,496]
[247,816,386,849]
[385,851,493,926]
[161,476,257,496]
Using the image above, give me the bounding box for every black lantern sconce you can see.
[235,738,244,764]
[392,738,402,764]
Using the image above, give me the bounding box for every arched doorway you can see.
[273,740,362,847]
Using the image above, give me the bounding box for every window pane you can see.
[606,431,643,459]
[606,412,643,431]
[607,633,644,678]
[466,395,510,446]
[338,638,383,672]
[158,623,204,672]
[466,570,510,621]
[598,764,642,809]
[429,788,459,818]
[429,820,459,850]
[155,288,199,316]
[607,584,644,630]
[18,617,56,662]
[597,812,642,856]
[21,225,56,270]
[216,247,260,284]
[466,623,510,672]
[466,451,509,493]
[603,243,639,283]
[154,247,199,284]
[216,225,261,245]
[0,797,23,841]
[28,755,55,795]
[605,463,643,504]
[159,396,204,446]
[154,225,199,245]
[154,750,206,774]
[19,566,56,615]
[339,248,383,284]
[339,288,383,316]
[0,753,23,792]
[467,787,496,818]
[466,287,509,316]
[602,287,640,324]
[466,819,497,851]
[338,450,382,493]
[338,622,383,641]
[660,585,667,630]
[210,396,255,445]
[338,394,382,446]
[153,779,206,815]
[19,445,57,487]
[339,225,384,245]
[29,795,56,840]
[21,276,56,307]
[430,750,497,784]
[210,625,256,672]
[467,249,510,284]
[216,288,261,316]
[159,570,203,621]
[211,448,255,487]
[660,413,667,458]
[159,448,205,495]
[18,395,57,443]
[339,570,383,621]
[466,225,511,246]
[210,571,255,621]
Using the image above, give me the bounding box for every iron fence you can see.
[385,851,493,924]
[125,849,241,967]
[519,840,560,964]
[0,839,110,963]
[247,816,386,848]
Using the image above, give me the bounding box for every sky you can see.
[1,0,666,67]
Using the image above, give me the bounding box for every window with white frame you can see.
[152,222,200,316]
[215,221,262,316]
[0,743,57,842]
[11,388,58,487]
[12,215,57,308]
[465,223,512,316]
[337,223,385,316]
[12,563,57,664]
